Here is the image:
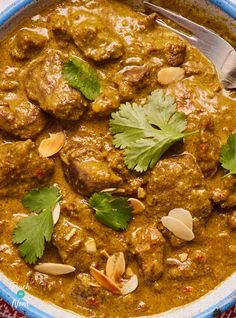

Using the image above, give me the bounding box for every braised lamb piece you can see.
[25,50,88,120]
[0,140,54,197]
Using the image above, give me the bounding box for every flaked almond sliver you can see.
[39,132,65,158]
[166,258,183,266]
[52,203,60,225]
[157,67,185,85]
[128,198,145,214]
[106,252,125,283]
[101,188,117,193]
[85,238,97,253]
[121,275,138,295]
[34,263,75,276]
[161,216,195,241]
[169,208,193,230]
[90,266,121,294]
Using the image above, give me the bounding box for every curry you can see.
[0,0,236,317]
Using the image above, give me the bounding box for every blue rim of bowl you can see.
[0,0,236,317]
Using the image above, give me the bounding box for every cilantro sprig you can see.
[12,187,61,264]
[110,89,197,172]
[89,193,133,231]
[62,57,101,100]
[220,133,236,178]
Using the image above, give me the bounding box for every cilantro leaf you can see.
[23,186,60,213]
[220,133,236,177]
[62,57,101,100]
[110,89,196,172]
[12,187,60,264]
[89,193,133,231]
[12,209,53,264]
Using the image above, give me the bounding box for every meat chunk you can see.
[210,174,236,209]
[60,123,143,196]
[0,98,47,139]
[48,11,71,45]
[60,131,123,196]
[67,160,122,197]
[184,116,221,176]
[0,140,54,197]
[53,216,97,271]
[164,43,186,67]
[91,84,120,115]
[53,207,127,271]
[167,250,210,280]
[146,154,212,219]
[9,27,49,60]
[24,50,88,120]
[69,10,123,62]
[0,67,19,91]
[112,62,161,101]
[127,223,165,284]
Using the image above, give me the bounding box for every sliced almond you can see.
[166,258,183,266]
[161,216,195,241]
[38,132,65,158]
[106,252,125,283]
[101,188,117,193]
[121,275,138,295]
[157,67,185,85]
[128,198,145,214]
[90,266,121,294]
[52,203,60,225]
[169,208,193,230]
[34,263,75,276]
[85,238,97,253]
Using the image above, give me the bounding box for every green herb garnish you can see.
[220,133,236,178]
[12,187,61,264]
[89,192,133,231]
[62,57,101,100]
[110,89,197,172]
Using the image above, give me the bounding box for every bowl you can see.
[0,1,236,317]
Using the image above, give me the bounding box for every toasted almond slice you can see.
[169,208,193,230]
[166,258,183,266]
[157,67,185,85]
[39,132,65,158]
[85,238,97,253]
[101,188,117,193]
[52,203,60,225]
[34,263,75,276]
[90,266,121,294]
[161,216,195,241]
[128,198,145,214]
[121,275,138,295]
[106,252,125,283]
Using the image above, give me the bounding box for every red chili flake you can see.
[34,169,45,178]
[85,297,100,309]
[199,143,207,152]
[182,286,193,293]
